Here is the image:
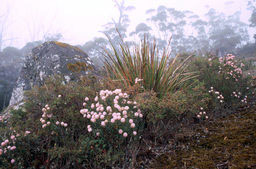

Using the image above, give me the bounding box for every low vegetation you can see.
[0,38,256,168]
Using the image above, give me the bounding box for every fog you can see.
[0,0,253,49]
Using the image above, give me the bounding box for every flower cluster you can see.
[209,87,224,103]
[40,102,68,128]
[80,89,143,138]
[241,96,248,104]
[231,91,248,104]
[40,104,52,128]
[218,54,244,81]
[232,91,241,99]
[196,107,208,119]
[0,131,22,164]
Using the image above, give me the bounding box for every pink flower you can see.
[10,146,16,151]
[119,129,123,134]
[91,118,96,123]
[88,128,92,132]
[56,121,60,125]
[91,104,95,109]
[1,142,6,147]
[133,131,137,136]
[100,115,105,120]
[123,132,128,137]
[11,159,15,164]
[47,114,52,118]
[130,123,135,128]
[94,96,99,102]
[10,135,15,140]
[101,121,106,127]
[121,118,125,123]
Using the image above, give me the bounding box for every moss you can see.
[150,106,256,169]
[53,41,85,54]
[67,62,93,73]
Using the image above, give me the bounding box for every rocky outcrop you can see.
[9,41,94,109]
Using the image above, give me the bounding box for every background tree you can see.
[248,0,256,42]
[82,0,135,67]
[206,9,249,56]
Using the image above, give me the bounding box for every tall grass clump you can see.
[103,35,196,98]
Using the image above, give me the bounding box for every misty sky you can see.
[0,0,252,49]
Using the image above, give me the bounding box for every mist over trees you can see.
[0,0,256,112]
[81,0,255,65]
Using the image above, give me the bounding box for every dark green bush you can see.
[0,76,144,168]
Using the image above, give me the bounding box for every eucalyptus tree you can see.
[129,22,152,40]
[102,0,135,44]
[82,0,135,67]
[205,8,249,56]
[144,6,188,52]
[248,0,256,42]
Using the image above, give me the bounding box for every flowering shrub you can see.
[0,76,144,168]
[189,54,253,109]
[79,89,143,139]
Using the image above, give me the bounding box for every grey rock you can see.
[9,41,94,109]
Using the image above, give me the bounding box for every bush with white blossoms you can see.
[208,87,224,104]
[196,107,208,120]
[80,89,143,139]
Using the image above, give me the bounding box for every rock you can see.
[8,41,94,110]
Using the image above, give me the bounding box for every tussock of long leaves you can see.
[103,36,196,97]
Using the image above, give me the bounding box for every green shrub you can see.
[189,54,254,109]
[0,76,144,168]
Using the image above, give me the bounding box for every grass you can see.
[103,34,197,98]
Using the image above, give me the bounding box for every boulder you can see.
[8,41,94,110]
